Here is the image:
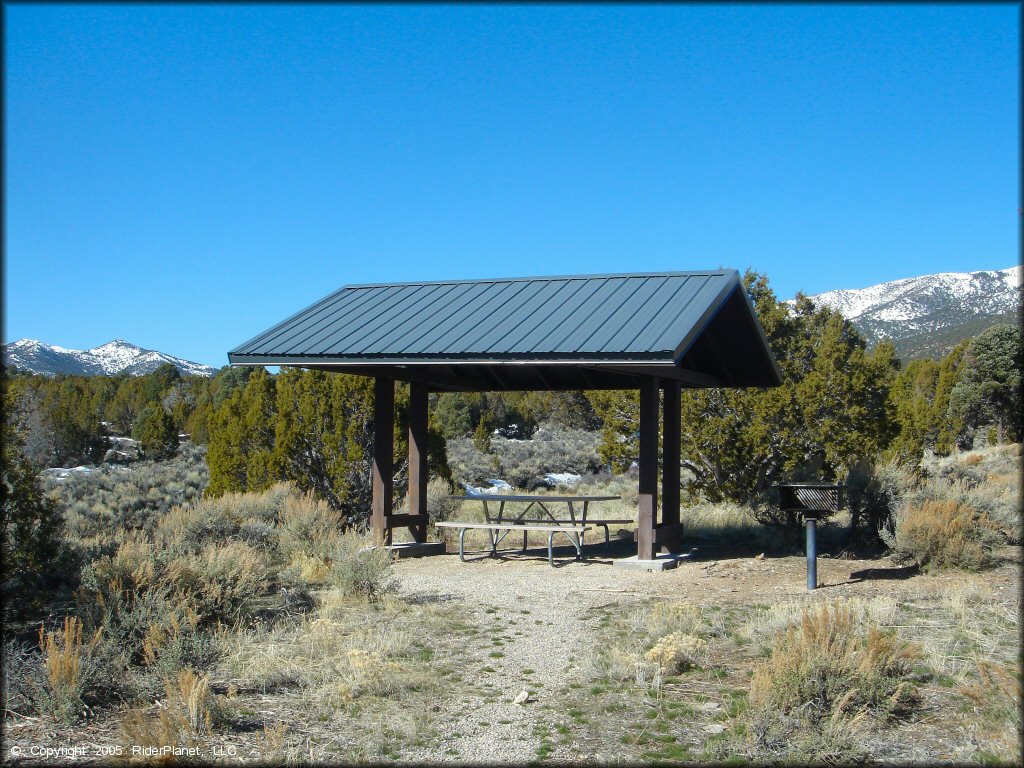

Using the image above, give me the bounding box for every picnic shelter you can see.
[228,269,781,563]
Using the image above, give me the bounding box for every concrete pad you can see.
[612,553,679,571]
[386,541,447,559]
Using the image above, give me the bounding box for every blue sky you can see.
[4,4,1019,368]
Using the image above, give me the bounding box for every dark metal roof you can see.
[229,269,781,391]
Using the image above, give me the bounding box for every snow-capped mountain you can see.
[799,266,1022,360]
[2,339,217,377]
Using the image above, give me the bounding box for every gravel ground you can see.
[395,547,661,764]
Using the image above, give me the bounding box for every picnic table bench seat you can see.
[492,517,633,546]
[435,521,592,566]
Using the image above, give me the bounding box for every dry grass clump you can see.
[326,530,395,601]
[959,658,1022,762]
[261,721,290,762]
[748,602,921,722]
[903,582,1020,687]
[735,714,868,765]
[588,600,713,690]
[643,601,707,638]
[740,595,898,646]
[121,668,221,753]
[26,617,104,722]
[332,645,404,704]
[220,592,435,713]
[882,499,1001,571]
[723,602,922,764]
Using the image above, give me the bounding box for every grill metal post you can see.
[805,516,817,590]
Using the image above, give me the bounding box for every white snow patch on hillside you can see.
[1003,265,1023,288]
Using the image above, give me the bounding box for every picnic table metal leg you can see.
[547,530,585,565]
[458,528,469,562]
[523,529,528,552]
[566,501,584,553]
[483,501,496,553]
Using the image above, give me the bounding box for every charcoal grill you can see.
[774,482,846,590]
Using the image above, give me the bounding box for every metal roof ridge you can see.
[340,269,731,290]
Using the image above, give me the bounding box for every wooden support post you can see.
[637,377,659,561]
[407,381,429,543]
[372,376,394,546]
[661,380,681,554]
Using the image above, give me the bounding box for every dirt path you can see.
[395,550,657,762]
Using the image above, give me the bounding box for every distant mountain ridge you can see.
[2,339,217,377]
[797,266,1022,360]
[4,267,1019,374]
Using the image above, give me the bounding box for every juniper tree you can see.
[205,367,276,496]
[138,403,178,460]
[1,371,67,618]
[948,324,1022,445]
[270,368,375,522]
[888,357,941,460]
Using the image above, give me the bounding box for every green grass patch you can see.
[642,742,691,762]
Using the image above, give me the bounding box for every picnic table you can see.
[435,494,629,566]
